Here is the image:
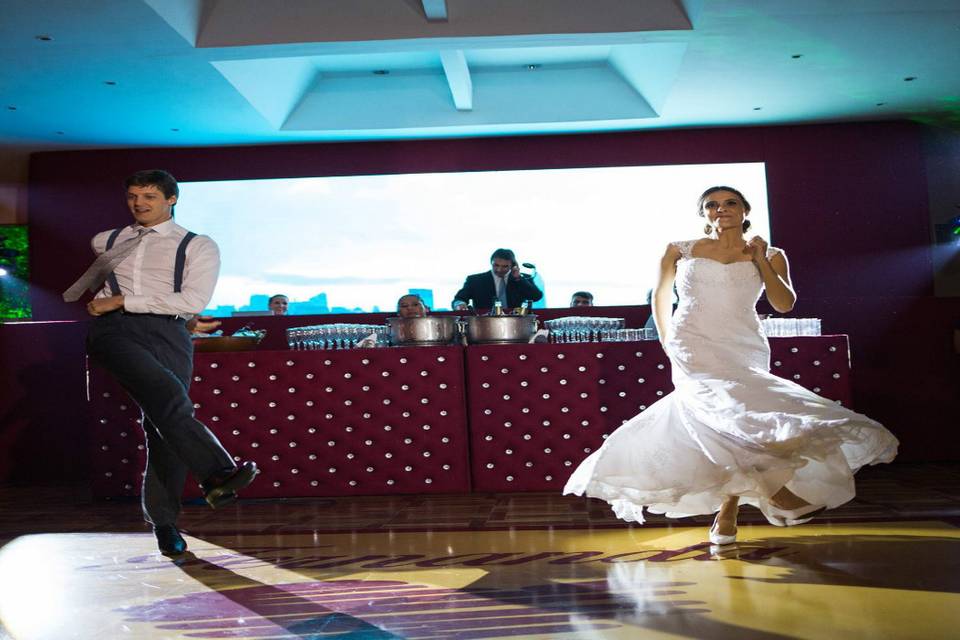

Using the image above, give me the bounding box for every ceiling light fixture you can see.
[526,64,540,70]
[791,54,803,59]
[876,102,886,107]
[6,106,16,111]
[753,107,763,111]
[34,35,53,41]
[104,81,117,86]
[903,76,917,82]
[170,128,179,132]
[372,70,389,75]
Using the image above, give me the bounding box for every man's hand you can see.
[187,315,222,334]
[510,265,522,280]
[86,295,124,316]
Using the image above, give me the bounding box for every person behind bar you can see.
[397,293,428,319]
[268,294,289,315]
[62,169,259,556]
[570,291,594,307]
[565,185,898,547]
[452,248,542,311]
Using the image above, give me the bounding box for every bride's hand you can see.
[744,236,768,263]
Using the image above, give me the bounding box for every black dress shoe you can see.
[154,525,187,555]
[202,461,259,508]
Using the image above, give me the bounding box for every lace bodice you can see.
[665,239,782,372]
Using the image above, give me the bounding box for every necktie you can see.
[62,228,149,302]
[496,276,507,307]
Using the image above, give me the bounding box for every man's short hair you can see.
[125,169,179,199]
[571,291,594,302]
[268,294,288,304]
[490,248,516,264]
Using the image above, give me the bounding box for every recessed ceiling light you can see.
[34,34,53,41]
[753,107,763,111]
[170,128,179,132]
[6,106,16,111]
[372,69,389,75]
[876,102,886,107]
[791,54,803,59]
[103,81,117,86]
[903,76,917,82]
[526,64,540,70]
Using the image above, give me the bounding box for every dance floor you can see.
[2,463,959,639]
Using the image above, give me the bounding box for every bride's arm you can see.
[653,243,681,346]
[759,251,796,313]
[746,236,796,313]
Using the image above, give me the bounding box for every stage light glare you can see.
[0,267,8,277]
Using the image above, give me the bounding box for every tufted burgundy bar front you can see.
[465,336,854,492]
[89,346,470,498]
[89,336,852,498]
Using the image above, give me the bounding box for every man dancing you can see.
[63,169,258,555]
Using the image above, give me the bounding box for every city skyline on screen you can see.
[176,163,769,315]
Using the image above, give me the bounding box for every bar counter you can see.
[89,336,853,498]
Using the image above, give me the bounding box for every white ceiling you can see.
[1,0,958,150]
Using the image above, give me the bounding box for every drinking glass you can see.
[782,318,799,337]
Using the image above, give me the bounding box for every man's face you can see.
[126,185,176,228]
[398,295,426,318]
[491,258,513,278]
[570,295,593,307]
[269,297,289,315]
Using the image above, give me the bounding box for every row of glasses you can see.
[544,317,626,343]
[286,324,389,350]
[606,328,658,342]
[761,317,822,337]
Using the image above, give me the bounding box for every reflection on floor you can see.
[2,463,960,639]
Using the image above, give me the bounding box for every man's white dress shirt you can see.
[91,219,219,317]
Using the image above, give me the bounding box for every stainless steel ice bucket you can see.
[387,316,460,346]
[464,315,538,344]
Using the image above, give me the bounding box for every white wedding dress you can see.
[564,240,899,523]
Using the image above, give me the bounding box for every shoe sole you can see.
[786,506,827,526]
[205,466,259,508]
[207,491,237,509]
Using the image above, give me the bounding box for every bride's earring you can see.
[704,223,713,235]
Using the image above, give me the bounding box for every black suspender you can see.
[173,232,196,293]
[103,228,197,295]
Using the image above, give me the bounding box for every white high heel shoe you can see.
[708,513,737,546]
[765,502,827,527]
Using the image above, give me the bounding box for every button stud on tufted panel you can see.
[87,367,154,498]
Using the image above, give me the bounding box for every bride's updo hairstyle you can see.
[697,186,752,234]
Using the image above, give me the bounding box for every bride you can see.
[564,186,899,545]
